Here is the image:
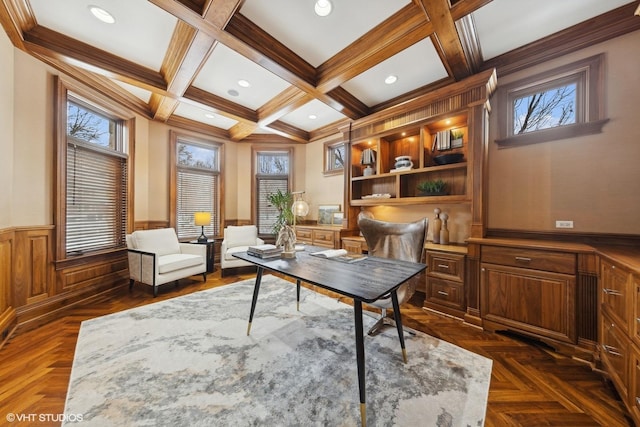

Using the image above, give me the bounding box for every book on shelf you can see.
[309,249,367,263]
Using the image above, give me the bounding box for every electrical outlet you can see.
[555,220,574,229]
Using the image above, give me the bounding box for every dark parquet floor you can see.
[0,270,633,426]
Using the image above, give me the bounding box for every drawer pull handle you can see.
[515,256,532,263]
[603,288,623,296]
[437,291,449,296]
[437,264,450,269]
[604,345,622,357]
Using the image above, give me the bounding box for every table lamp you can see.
[194,212,211,243]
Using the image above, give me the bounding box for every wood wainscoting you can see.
[0,226,131,345]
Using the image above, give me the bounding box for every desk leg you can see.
[391,291,407,363]
[296,280,301,311]
[246,267,264,336]
[353,300,366,427]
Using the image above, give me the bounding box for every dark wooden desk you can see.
[233,246,426,426]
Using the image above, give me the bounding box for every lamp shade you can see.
[292,200,309,217]
[194,212,211,226]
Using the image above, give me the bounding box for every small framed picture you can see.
[318,204,341,225]
[331,211,344,226]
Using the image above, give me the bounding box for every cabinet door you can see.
[481,263,576,343]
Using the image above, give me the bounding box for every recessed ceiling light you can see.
[88,5,115,24]
[384,75,398,85]
[314,0,332,17]
[227,89,239,97]
[238,79,250,88]
[204,113,215,119]
[308,114,317,120]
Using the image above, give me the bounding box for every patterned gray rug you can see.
[63,275,491,426]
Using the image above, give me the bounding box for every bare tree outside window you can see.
[513,83,576,135]
[67,101,114,148]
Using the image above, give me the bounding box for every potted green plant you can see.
[267,189,296,256]
[417,179,448,196]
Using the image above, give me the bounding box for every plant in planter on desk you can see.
[417,179,448,196]
[267,189,296,257]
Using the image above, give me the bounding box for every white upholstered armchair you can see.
[221,225,264,276]
[127,228,207,297]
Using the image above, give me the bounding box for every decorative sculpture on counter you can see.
[440,212,450,245]
[432,208,442,243]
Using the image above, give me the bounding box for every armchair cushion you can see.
[158,253,203,274]
[224,225,259,249]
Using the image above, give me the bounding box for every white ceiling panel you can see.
[341,39,448,107]
[280,99,348,132]
[240,0,410,67]
[173,102,239,130]
[473,0,632,60]
[29,0,176,71]
[193,43,292,110]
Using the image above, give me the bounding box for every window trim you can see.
[169,130,225,239]
[54,76,135,265]
[251,146,293,236]
[495,54,608,148]
[323,139,346,176]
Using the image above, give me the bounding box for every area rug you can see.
[63,275,492,426]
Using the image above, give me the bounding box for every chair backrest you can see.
[358,218,428,263]
[223,225,259,248]
[130,228,181,256]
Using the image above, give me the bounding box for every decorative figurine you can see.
[433,208,442,244]
[440,212,449,245]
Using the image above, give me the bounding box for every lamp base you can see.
[197,226,208,243]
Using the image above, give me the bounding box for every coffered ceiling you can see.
[1,0,638,143]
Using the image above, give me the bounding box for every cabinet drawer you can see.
[296,228,312,243]
[427,278,465,310]
[482,245,575,274]
[312,229,335,247]
[601,313,629,400]
[601,259,632,334]
[427,251,464,282]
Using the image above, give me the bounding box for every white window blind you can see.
[177,169,219,239]
[66,143,127,255]
[256,177,288,235]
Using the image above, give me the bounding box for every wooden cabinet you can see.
[295,225,356,249]
[598,252,640,425]
[342,236,367,254]
[480,244,577,345]
[424,245,467,319]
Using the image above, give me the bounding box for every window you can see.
[496,54,608,147]
[324,141,345,175]
[55,78,133,260]
[170,132,223,240]
[253,148,292,235]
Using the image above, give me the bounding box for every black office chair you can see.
[357,217,428,336]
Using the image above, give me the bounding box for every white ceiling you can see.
[22,0,636,139]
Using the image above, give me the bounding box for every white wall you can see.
[0,31,14,228]
[12,49,52,226]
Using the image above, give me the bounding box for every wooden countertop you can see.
[468,237,640,275]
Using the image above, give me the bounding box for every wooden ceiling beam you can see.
[23,26,168,92]
[316,4,433,92]
[414,0,471,80]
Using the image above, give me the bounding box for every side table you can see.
[190,239,215,273]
